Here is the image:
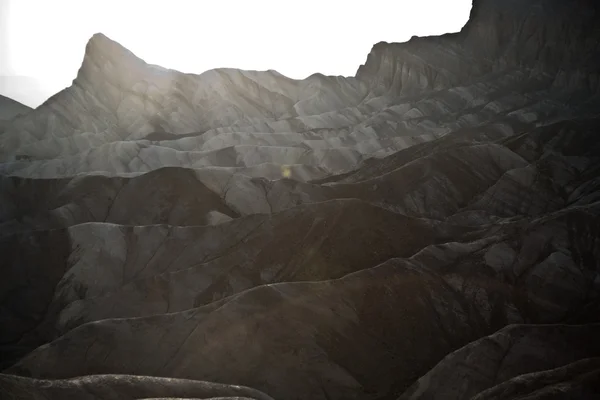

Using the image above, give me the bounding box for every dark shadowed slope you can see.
[6,201,600,399]
[399,324,600,399]
[1,199,445,366]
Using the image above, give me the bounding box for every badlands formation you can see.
[1,0,600,399]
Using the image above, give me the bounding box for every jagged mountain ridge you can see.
[1,0,599,171]
[1,0,600,399]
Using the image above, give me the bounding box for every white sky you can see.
[0,0,472,108]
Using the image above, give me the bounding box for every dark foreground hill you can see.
[1,0,600,399]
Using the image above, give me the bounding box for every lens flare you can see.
[281,165,292,178]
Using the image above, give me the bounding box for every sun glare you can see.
[1,0,472,107]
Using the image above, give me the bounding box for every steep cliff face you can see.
[461,0,600,69]
[1,0,600,399]
[356,0,600,96]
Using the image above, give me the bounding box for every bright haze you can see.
[0,0,472,108]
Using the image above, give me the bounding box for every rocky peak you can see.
[84,33,137,61]
[76,33,153,89]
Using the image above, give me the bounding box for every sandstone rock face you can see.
[1,0,600,399]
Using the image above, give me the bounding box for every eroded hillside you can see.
[1,0,599,399]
